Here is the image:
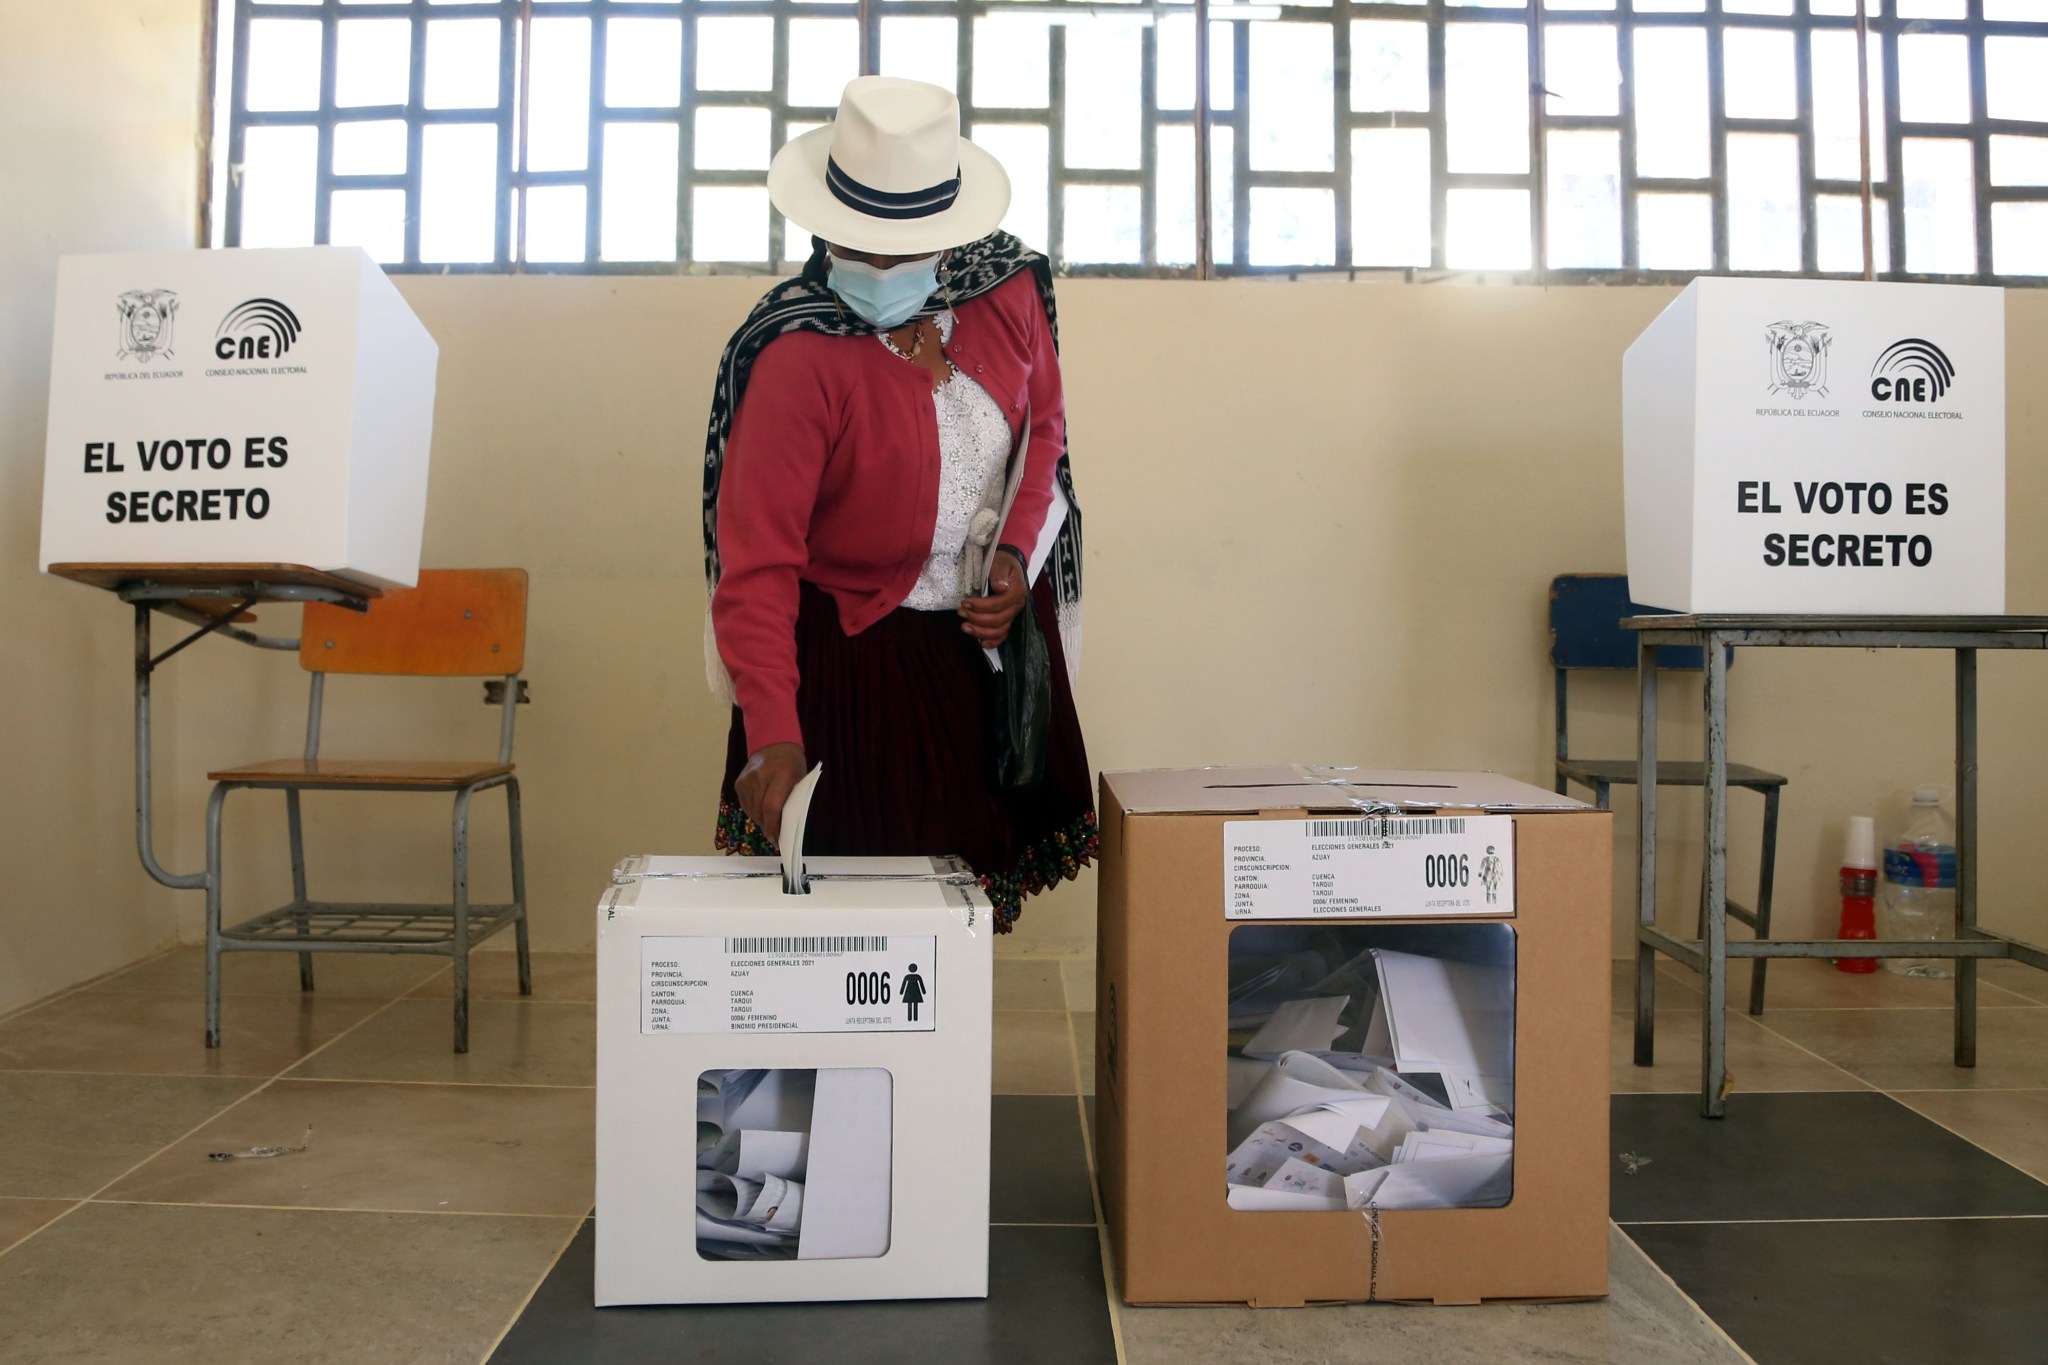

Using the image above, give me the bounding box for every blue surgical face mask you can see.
[827,253,941,330]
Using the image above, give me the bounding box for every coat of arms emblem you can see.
[1764,320,1830,399]
[115,289,179,364]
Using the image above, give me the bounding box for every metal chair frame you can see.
[1550,574,1785,1016]
[205,587,532,1055]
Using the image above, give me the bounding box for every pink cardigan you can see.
[712,271,1066,756]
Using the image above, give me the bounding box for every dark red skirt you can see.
[718,577,1097,931]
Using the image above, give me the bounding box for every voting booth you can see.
[594,836,995,1305]
[1623,277,2005,615]
[40,245,437,591]
[1094,767,1611,1306]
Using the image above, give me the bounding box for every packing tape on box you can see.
[1289,764,1409,816]
[600,859,987,937]
[612,854,979,885]
[1361,1200,1384,1302]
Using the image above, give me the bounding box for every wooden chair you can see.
[1549,573,1786,1015]
[204,569,532,1052]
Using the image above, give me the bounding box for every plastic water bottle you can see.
[1878,788,1957,979]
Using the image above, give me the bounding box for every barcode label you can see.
[1308,817,1466,838]
[723,936,889,954]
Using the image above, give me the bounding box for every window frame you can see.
[209,0,2048,282]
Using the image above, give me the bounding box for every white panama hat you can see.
[768,76,1011,257]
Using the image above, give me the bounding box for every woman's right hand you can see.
[735,742,808,847]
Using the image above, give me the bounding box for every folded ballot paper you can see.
[1225,938,1516,1213]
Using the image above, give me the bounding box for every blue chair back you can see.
[1548,574,1712,672]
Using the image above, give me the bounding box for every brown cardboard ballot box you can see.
[1094,766,1612,1306]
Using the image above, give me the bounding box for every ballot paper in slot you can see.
[694,1067,892,1262]
[777,766,824,894]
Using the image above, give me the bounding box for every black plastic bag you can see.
[983,597,1051,791]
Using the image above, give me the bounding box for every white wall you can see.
[0,0,203,1014]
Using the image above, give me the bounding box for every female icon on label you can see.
[901,964,928,1022]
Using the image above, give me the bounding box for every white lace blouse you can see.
[892,311,1014,611]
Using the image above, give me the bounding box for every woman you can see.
[702,76,1094,930]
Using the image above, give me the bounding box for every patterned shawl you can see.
[700,231,1084,700]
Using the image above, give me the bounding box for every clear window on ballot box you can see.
[696,1067,894,1261]
[1226,923,1516,1213]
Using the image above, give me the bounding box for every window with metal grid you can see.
[210,0,2048,280]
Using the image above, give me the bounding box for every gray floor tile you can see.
[1062,958,1097,1014]
[0,1072,259,1199]
[1626,1217,2048,1365]
[1894,1088,2048,1183]
[1118,1226,1746,1365]
[993,959,1068,1012]
[0,990,383,1079]
[1611,1008,1868,1097]
[0,1201,575,1364]
[993,1011,1077,1096]
[991,1095,1095,1225]
[91,946,448,1000]
[488,1222,1117,1365]
[286,1000,595,1087]
[0,1200,73,1256]
[101,1079,595,1216]
[1757,1005,2048,1092]
[1611,1092,2048,1224]
[1980,960,2048,1004]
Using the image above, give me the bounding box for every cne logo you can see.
[213,297,302,362]
[115,289,179,363]
[1764,320,1831,399]
[1870,338,1955,403]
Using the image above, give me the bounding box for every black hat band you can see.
[826,156,962,220]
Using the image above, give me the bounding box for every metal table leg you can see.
[1634,635,1660,1067]
[1750,785,1781,1015]
[1956,648,1979,1068]
[134,605,208,893]
[1702,633,1730,1118]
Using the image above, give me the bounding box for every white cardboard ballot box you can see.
[40,245,437,590]
[1623,277,2004,614]
[595,854,995,1306]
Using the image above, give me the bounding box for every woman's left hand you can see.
[960,548,1028,647]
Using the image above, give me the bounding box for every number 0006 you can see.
[1424,853,1470,888]
[846,971,893,1005]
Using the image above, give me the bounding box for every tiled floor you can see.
[0,947,2044,1363]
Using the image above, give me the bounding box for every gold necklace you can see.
[880,320,926,363]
